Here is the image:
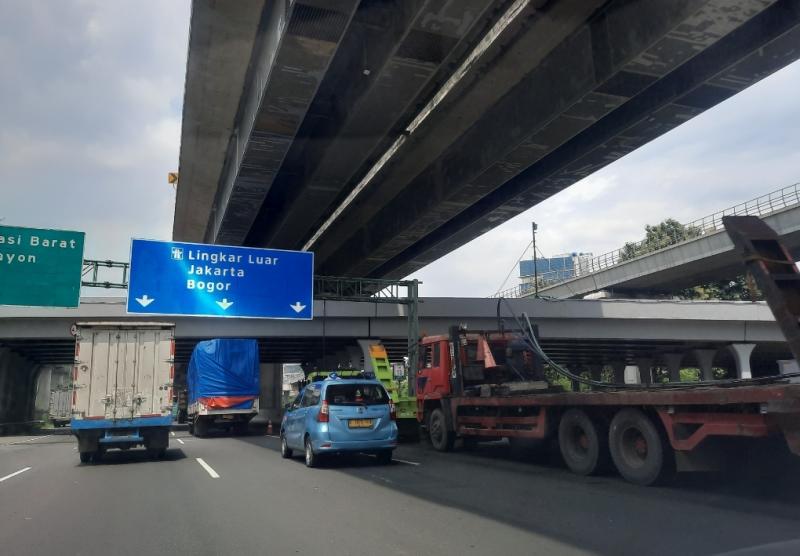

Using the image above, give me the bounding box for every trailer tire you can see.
[428,408,454,452]
[558,409,609,476]
[609,409,674,486]
[193,418,208,438]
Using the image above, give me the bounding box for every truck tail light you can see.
[318,400,329,423]
[389,400,396,421]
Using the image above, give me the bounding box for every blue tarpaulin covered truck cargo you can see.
[187,339,260,437]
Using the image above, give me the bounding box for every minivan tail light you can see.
[389,400,396,421]
[318,400,329,423]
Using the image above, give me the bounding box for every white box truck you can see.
[70,322,175,463]
[49,386,72,427]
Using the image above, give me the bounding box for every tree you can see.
[620,218,702,261]
[620,218,762,301]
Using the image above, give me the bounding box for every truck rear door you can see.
[72,325,174,421]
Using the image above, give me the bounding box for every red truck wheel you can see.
[428,409,454,452]
[558,409,609,476]
[609,409,674,486]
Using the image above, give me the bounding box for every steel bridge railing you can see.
[492,182,800,298]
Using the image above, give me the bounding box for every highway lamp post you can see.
[532,222,539,297]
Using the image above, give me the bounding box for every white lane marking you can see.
[196,458,219,478]
[24,436,49,442]
[170,431,175,437]
[0,467,32,483]
[177,438,185,445]
[362,453,421,466]
[393,457,421,466]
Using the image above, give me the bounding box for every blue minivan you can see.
[280,375,398,467]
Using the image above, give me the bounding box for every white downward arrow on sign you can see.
[290,302,306,313]
[216,299,234,310]
[135,295,155,308]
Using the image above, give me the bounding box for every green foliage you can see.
[679,368,700,382]
[620,218,763,301]
[543,364,573,391]
[620,219,702,262]
[679,274,763,301]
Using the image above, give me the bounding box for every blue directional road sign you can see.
[127,239,313,319]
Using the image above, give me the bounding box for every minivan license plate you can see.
[348,419,373,428]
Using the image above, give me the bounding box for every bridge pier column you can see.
[346,345,364,370]
[258,363,283,424]
[663,353,684,383]
[729,343,756,379]
[357,339,380,375]
[634,357,654,385]
[693,349,717,381]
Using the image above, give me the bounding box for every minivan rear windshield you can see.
[325,383,389,406]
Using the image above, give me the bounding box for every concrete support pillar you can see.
[634,357,654,385]
[609,361,626,384]
[693,349,717,381]
[357,339,380,375]
[345,346,364,370]
[258,363,283,423]
[33,366,53,422]
[587,364,603,383]
[662,353,684,383]
[623,366,639,384]
[729,343,756,379]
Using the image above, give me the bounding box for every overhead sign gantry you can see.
[127,239,313,319]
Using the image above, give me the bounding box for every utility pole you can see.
[532,222,539,297]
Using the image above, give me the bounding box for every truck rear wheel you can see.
[558,409,609,476]
[193,418,208,438]
[609,409,674,486]
[428,409,454,452]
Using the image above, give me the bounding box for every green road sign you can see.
[0,225,85,308]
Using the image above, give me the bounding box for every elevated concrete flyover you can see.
[175,0,800,280]
[538,188,800,298]
[0,296,792,370]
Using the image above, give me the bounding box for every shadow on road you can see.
[77,448,188,466]
[236,433,800,556]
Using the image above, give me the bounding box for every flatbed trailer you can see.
[417,327,800,485]
[417,216,800,485]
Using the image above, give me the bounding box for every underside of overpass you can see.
[175,0,800,279]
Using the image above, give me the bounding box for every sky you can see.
[1,1,799,298]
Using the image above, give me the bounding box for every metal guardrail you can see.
[492,182,800,298]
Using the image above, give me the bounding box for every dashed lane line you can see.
[170,431,176,437]
[177,438,185,445]
[196,458,219,478]
[392,457,421,466]
[0,467,32,483]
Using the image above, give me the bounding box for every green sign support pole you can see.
[0,225,85,308]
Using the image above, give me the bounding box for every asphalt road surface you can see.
[2,431,800,556]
